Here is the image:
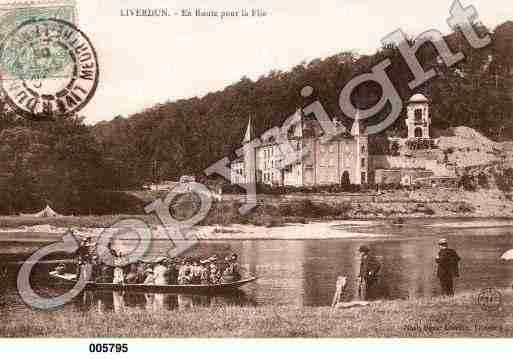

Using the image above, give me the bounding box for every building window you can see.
[414,108,422,123]
[361,158,365,167]
[361,145,365,153]
[361,172,366,183]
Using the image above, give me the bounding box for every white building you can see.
[406,93,431,139]
[231,110,368,187]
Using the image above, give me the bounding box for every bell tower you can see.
[406,93,430,139]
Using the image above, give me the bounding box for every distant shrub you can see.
[414,204,435,215]
[390,141,401,156]
[379,183,404,191]
[477,172,489,189]
[406,138,435,151]
[494,168,513,192]
[433,127,455,137]
[458,174,476,191]
[278,199,350,218]
[252,183,365,195]
[457,202,474,213]
[266,218,285,227]
[222,183,246,194]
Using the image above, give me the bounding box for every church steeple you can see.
[243,115,254,144]
[242,114,256,184]
[351,109,362,136]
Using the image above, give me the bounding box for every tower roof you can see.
[243,116,254,143]
[408,93,428,103]
[351,109,363,136]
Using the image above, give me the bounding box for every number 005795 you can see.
[89,343,128,353]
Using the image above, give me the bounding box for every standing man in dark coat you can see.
[358,245,381,300]
[436,238,460,296]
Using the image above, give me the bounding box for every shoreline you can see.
[2,290,511,337]
[1,217,513,242]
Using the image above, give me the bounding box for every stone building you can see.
[231,110,368,187]
[372,93,457,186]
[406,93,431,139]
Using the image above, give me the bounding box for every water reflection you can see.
[2,219,513,313]
[73,289,254,313]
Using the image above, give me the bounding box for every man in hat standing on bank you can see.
[358,245,381,300]
[436,238,461,296]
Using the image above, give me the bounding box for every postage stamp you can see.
[0,18,99,120]
[0,0,76,40]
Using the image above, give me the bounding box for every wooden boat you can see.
[49,271,257,294]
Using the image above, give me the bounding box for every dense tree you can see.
[93,21,513,189]
[0,106,113,214]
[2,21,511,212]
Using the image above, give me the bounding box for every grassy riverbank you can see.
[1,189,513,231]
[0,214,159,229]
[2,291,512,337]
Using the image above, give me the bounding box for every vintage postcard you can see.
[0,0,513,348]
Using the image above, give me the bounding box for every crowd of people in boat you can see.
[73,237,241,285]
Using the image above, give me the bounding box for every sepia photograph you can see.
[0,0,512,347]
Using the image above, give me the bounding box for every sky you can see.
[42,0,513,124]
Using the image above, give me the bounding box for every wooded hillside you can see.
[93,21,513,187]
[0,21,511,214]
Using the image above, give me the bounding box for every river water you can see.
[1,218,513,314]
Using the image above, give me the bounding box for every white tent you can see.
[501,249,513,261]
[20,205,62,218]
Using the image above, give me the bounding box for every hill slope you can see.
[93,21,513,188]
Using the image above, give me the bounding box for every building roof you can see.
[408,93,429,103]
[243,116,254,143]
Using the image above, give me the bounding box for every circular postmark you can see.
[477,288,502,312]
[0,18,99,120]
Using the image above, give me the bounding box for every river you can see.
[1,218,513,314]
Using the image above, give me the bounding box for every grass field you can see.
[0,198,350,229]
[2,291,512,337]
[0,215,160,229]
[1,187,512,231]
